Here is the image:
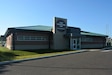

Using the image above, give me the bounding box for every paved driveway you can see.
[0,49,112,75]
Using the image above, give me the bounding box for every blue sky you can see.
[0,0,112,37]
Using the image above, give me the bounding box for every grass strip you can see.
[0,46,76,62]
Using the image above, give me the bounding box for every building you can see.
[4,17,108,50]
[106,37,112,46]
[0,35,5,46]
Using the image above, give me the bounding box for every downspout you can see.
[48,32,51,49]
[70,33,73,50]
[12,29,16,50]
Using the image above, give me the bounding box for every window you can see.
[17,36,24,41]
[31,36,36,40]
[24,36,30,40]
[81,37,93,42]
[36,36,42,40]
[17,36,48,41]
[41,37,48,41]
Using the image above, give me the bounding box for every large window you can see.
[17,36,48,41]
[81,36,93,42]
[81,38,93,42]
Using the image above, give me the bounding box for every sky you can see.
[0,0,112,37]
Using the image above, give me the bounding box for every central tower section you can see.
[53,17,68,50]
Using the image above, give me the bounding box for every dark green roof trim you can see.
[5,25,108,37]
[81,31,108,37]
[15,25,52,31]
[15,25,108,37]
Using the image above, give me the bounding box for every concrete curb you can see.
[102,47,112,50]
[0,50,88,65]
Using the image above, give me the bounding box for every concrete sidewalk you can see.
[102,47,112,50]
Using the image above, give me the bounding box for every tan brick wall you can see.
[6,34,13,49]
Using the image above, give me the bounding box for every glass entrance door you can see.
[73,39,77,49]
[70,38,81,50]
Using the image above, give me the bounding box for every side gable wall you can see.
[6,33,13,50]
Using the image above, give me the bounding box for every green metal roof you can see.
[15,25,52,31]
[81,31,107,37]
[13,25,107,37]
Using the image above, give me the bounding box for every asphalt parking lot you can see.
[0,49,112,75]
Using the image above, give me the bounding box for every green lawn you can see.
[0,46,75,62]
